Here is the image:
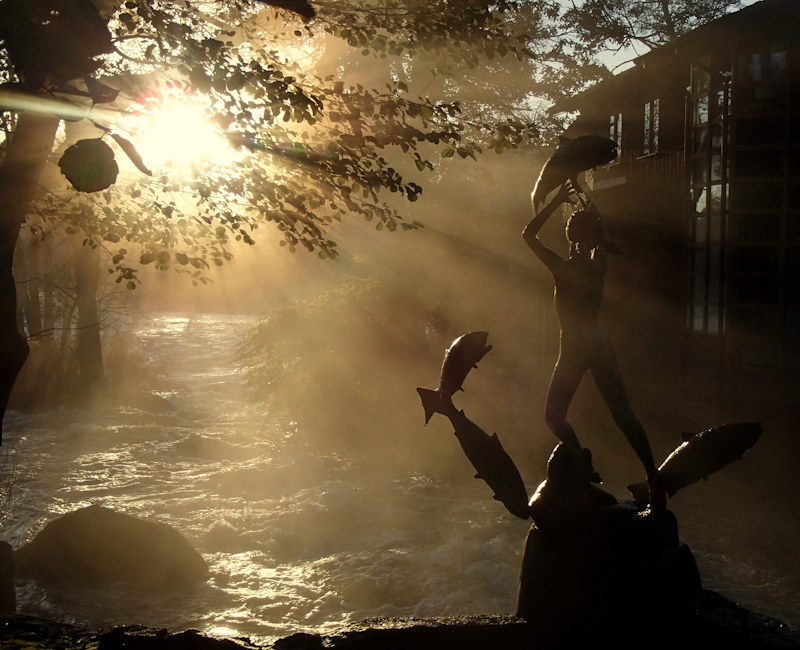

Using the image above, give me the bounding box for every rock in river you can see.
[14,505,207,590]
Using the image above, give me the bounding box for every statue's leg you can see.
[590,356,658,482]
[544,351,585,451]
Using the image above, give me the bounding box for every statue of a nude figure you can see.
[523,183,665,508]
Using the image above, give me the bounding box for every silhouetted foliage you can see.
[58,138,119,193]
[559,0,742,59]
[0,0,114,90]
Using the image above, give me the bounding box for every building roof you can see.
[552,0,800,114]
[551,63,645,115]
[636,0,800,67]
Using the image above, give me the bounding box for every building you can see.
[553,0,800,394]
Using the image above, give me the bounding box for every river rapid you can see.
[3,312,799,644]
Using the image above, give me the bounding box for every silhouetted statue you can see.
[415,329,764,642]
[522,181,665,507]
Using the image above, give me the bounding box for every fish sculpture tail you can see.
[626,481,653,509]
[416,387,451,425]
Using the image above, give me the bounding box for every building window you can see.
[643,98,659,155]
[687,67,727,338]
[609,112,622,160]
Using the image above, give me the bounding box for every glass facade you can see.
[609,112,622,161]
[688,64,729,337]
[643,99,659,155]
[687,51,800,370]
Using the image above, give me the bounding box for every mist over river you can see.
[3,313,799,643]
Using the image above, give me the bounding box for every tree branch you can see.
[27,317,108,341]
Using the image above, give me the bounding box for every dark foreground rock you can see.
[517,442,710,646]
[14,505,208,590]
[0,540,14,612]
[0,590,797,650]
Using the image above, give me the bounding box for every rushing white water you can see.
[3,313,529,643]
[3,312,799,644]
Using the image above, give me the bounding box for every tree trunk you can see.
[54,300,77,394]
[660,0,677,40]
[14,229,43,338]
[71,235,105,399]
[0,112,61,442]
[40,230,55,334]
[25,230,43,336]
[12,237,29,337]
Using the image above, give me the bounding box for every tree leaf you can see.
[58,138,118,193]
[84,75,119,104]
[111,134,152,176]
[254,0,316,21]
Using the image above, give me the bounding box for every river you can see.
[3,312,798,644]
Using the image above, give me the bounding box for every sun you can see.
[134,101,233,168]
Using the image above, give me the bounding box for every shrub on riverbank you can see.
[236,275,457,460]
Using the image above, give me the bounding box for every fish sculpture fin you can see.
[416,387,443,425]
[626,481,650,509]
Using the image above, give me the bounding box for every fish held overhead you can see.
[531,135,618,210]
[627,421,763,507]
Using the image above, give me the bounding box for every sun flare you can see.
[136,102,232,168]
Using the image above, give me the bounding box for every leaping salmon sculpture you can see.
[627,421,763,507]
[416,331,492,425]
[417,332,530,519]
[531,135,618,210]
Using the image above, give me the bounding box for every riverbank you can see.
[2,589,798,650]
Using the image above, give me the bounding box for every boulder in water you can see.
[14,505,207,590]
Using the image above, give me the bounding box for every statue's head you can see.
[567,209,622,255]
[566,209,603,249]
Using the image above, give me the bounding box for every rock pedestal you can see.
[516,444,701,645]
